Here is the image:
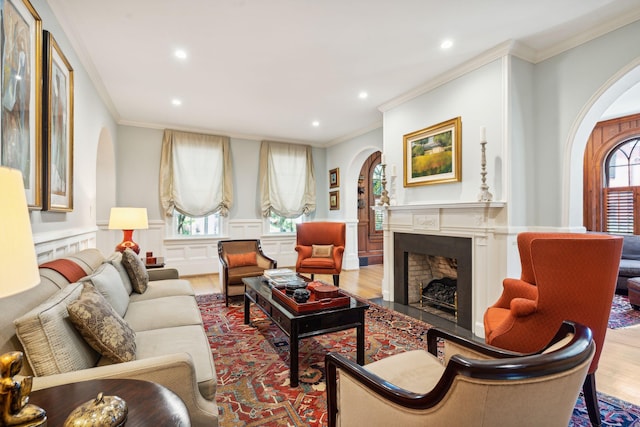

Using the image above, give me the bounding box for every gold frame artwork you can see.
[329,167,339,188]
[329,190,340,210]
[0,0,42,209]
[403,116,462,187]
[43,31,74,212]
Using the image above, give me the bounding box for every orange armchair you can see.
[295,222,346,287]
[484,232,623,427]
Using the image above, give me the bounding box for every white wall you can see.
[107,126,334,275]
[383,59,504,207]
[29,0,117,255]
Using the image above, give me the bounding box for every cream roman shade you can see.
[259,140,316,218]
[160,129,233,217]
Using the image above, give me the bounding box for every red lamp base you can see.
[115,229,140,254]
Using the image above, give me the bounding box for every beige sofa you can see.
[0,248,218,426]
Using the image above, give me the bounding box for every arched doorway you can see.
[565,60,640,228]
[357,151,384,265]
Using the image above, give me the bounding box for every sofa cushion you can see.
[14,283,100,376]
[80,263,130,317]
[227,252,258,268]
[125,296,202,331]
[622,235,640,261]
[67,284,136,363]
[128,279,194,303]
[106,252,134,295]
[121,248,149,293]
[97,325,217,400]
[311,244,333,258]
[618,258,640,277]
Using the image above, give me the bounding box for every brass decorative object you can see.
[0,351,47,427]
[63,393,127,427]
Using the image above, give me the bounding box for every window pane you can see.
[175,211,220,236]
[268,211,301,233]
[607,138,640,188]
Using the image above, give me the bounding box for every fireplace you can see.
[394,232,472,330]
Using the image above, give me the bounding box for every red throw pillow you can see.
[227,252,258,268]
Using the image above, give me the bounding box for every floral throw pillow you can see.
[121,248,149,293]
[67,283,136,363]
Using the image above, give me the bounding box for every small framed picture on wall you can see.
[329,168,339,188]
[329,190,340,210]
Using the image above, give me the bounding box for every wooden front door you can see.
[357,151,384,265]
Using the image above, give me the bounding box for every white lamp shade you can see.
[0,167,40,298]
[108,207,149,230]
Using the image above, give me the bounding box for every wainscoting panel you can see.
[33,227,98,264]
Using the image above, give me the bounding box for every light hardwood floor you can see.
[186,264,640,406]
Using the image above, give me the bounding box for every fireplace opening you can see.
[394,233,472,330]
[421,277,457,314]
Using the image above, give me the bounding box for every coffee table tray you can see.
[271,286,350,314]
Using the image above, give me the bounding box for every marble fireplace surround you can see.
[380,202,509,338]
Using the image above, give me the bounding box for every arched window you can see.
[604,137,640,234]
[371,164,383,232]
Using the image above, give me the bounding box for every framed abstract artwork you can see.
[329,167,339,188]
[403,116,462,187]
[329,190,340,210]
[43,30,74,212]
[0,0,42,209]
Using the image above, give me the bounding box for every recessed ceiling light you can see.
[440,39,453,50]
[174,49,187,59]
[358,91,368,99]
[171,99,182,106]
[312,121,320,127]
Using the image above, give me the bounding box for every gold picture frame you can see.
[329,167,339,188]
[0,0,42,209]
[329,190,340,210]
[403,117,462,187]
[43,31,74,212]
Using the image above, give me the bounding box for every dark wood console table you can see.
[243,276,369,387]
[30,378,190,426]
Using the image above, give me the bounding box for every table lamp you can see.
[108,207,149,254]
[0,166,47,426]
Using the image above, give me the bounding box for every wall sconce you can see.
[108,207,149,254]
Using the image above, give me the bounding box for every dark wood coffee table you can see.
[29,378,190,426]
[243,276,369,387]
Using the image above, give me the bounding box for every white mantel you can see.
[379,201,515,338]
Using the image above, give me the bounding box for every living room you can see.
[4,0,640,425]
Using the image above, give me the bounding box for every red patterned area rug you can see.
[608,294,640,329]
[197,294,640,427]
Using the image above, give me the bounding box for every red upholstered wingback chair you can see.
[483,232,623,427]
[295,222,346,287]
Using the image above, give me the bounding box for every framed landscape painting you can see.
[0,0,42,209]
[43,31,74,212]
[403,117,462,187]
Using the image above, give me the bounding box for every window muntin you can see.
[372,164,383,231]
[606,138,640,188]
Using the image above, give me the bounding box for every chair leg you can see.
[310,274,315,280]
[333,274,339,287]
[583,373,601,427]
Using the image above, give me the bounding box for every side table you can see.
[145,256,166,269]
[29,378,190,426]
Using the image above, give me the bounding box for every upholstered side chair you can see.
[218,239,277,306]
[295,222,346,286]
[483,232,623,427]
[326,321,594,427]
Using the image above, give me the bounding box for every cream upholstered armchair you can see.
[218,239,276,305]
[325,321,594,427]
